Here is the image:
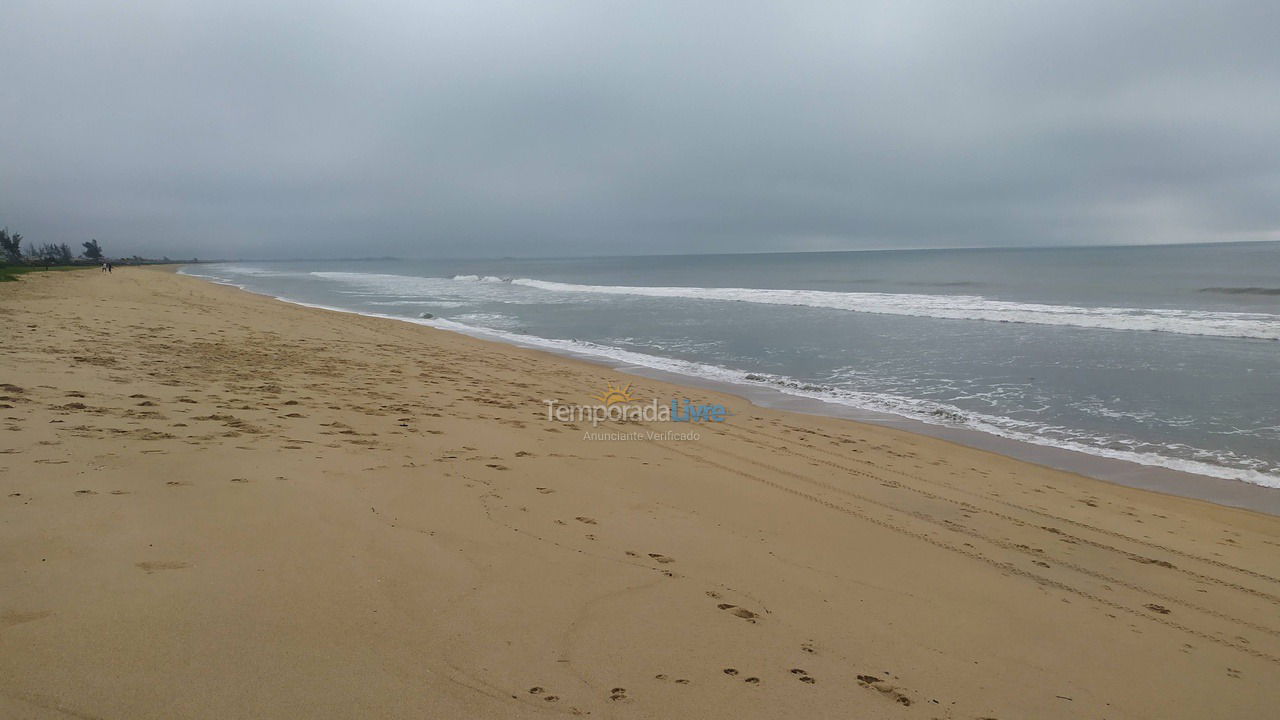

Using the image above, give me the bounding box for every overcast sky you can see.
[2,1,1278,259]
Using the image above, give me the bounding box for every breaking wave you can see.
[487,277,1280,340]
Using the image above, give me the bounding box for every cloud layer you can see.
[2,1,1278,258]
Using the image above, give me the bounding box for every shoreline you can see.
[5,267,1280,719]
[627,365,1280,516]
[179,265,1280,516]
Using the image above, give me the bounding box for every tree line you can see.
[1,228,106,266]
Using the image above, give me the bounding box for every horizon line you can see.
[196,237,1280,264]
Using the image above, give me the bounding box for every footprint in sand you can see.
[787,668,816,684]
[535,487,555,494]
[722,669,758,684]
[74,489,97,495]
[575,516,597,525]
[717,603,758,621]
[485,464,508,471]
[648,553,675,564]
[136,561,190,573]
[1,610,52,629]
[609,687,628,701]
[856,674,911,705]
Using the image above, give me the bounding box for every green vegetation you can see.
[0,228,22,263]
[0,264,91,282]
[32,242,75,265]
[1,225,192,280]
[1,226,110,281]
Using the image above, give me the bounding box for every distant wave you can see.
[1200,287,1280,296]
[198,264,301,278]
[446,276,1280,340]
[224,268,1279,339]
[365,300,470,308]
[451,274,513,283]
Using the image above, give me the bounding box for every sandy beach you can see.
[3,267,1280,719]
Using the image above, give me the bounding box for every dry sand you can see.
[3,267,1280,719]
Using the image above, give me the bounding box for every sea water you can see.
[181,241,1280,489]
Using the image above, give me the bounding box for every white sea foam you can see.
[450,274,511,283]
[365,300,470,308]
[298,270,1280,338]
[451,312,521,329]
[308,271,553,304]
[199,264,301,278]
[489,278,1280,340]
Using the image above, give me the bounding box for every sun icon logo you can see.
[594,382,636,405]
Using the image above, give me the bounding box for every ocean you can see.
[180,241,1280,489]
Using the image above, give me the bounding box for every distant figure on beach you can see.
[101,262,109,272]
[106,262,113,273]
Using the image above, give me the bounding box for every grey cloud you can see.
[1,0,1277,259]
